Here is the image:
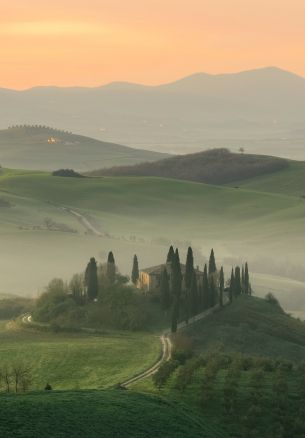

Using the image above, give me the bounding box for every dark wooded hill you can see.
[91,148,289,185]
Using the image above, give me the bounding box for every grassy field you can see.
[231,160,305,197]
[0,321,160,390]
[183,296,305,361]
[1,168,305,315]
[0,390,214,438]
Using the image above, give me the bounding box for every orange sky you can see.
[1,0,304,89]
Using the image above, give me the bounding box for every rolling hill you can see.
[1,168,305,318]
[0,67,305,158]
[0,126,167,171]
[91,148,289,184]
[184,296,305,361]
[0,390,212,438]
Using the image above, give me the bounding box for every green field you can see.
[183,296,305,361]
[0,390,213,438]
[0,321,160,390]
[1,168,305,316]
[231,160,305,197]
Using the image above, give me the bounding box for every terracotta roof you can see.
[141,264,203,275]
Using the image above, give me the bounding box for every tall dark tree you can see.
[208,249,217,275]
[245,262,251,295]
[166,246,175,264]
[171,249,182,333]
[229,268,234,303]
[219,266,224,307]
[190,271,198,316]
[160,267,171,312]
[241,265,245,293]
[234,266,242,296]
[107,251,116,284]
[131,254,139,285]
[85,257,98,301]
[209,274,217,307]
[185,247,194,291]
[202,264,210,310]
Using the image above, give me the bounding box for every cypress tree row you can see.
[190,271,198,316]
[209,275,217,307]
[131,254,139,285]
[245,262,251,295]
[160,267,171,312]
[202,264,210,310]
[208,249,217,275]
[85,257,98,301]
[219,266,224,307]
[185,247,194,291]
[234,266,242,296]
[171,249,182,333]
[107,251,116,284]
[242,266,245,292]
[229,268,234,303]
[167,246,175,264]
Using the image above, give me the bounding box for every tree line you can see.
[133,246,251,333]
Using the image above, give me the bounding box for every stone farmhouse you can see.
[138,263,204,293]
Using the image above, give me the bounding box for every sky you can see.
[0,0,304,89]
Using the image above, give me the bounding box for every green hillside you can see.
[184,296,305,361]
[0,126,167,171]
[0,320,160,390]
[229,160,305,197]
[1,168,305,317]
[92,148,289,184]
[0,390,212,438]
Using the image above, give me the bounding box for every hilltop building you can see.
[138,263,204,293]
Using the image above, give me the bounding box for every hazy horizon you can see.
[1,0,305,89]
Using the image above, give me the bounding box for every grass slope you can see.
[92,148,288,184]
[0,321,160,390]
[184,296,305,361]
[0,126,167,171]
[0,390,211,438]
[230,160,305,197]
[2,169,305,303]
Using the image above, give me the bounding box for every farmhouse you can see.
[138,263,204,293]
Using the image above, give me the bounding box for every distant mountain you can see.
[0,126,167,171]
[0,67,305,158]
[91,148,289,185]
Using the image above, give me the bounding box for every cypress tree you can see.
[160,267,171,312]
[131,254,139,285]
[202,264,210,310]
[107,251,116,284]
[185,247,194,291]
[241,265,245,293]
[85,257,98,301]
[234,266,242,296]
[208,249,217,275]
[171,249,182,333]
[229,268,234,303]
[166,246,175,263]
[209,275,217,307]
[245,262,250,295]
[219,266,224,307]
[190,271,198,316]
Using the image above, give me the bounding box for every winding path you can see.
[21,305,220,389]
[120,305,220,388]
[61,207,103,236]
